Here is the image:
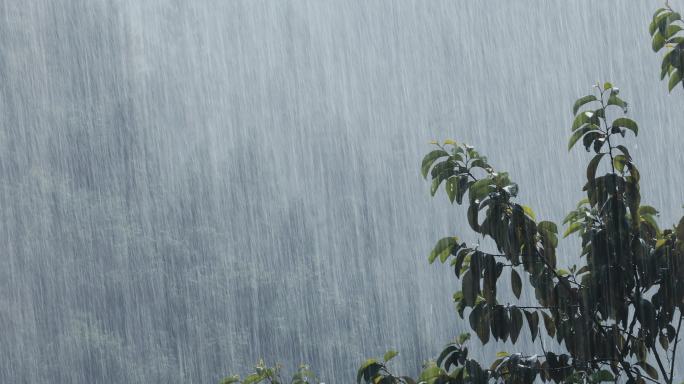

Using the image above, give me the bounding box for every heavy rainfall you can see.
[2,1,684,383]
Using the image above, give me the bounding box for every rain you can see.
[1,1,684,383]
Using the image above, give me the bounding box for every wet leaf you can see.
[509,307,523,343]
[524,310,539,341]
[383,350,398,362]
[421,150,449,178]
[572,95,597,114]
[428,237,459,264]
[511,269,522,299]
[612,117,638,136]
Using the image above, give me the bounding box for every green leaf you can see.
[452,249,469,277]
[357,359,379,384]
[220,375,241,384]
[430,177,442,196]
[603,82,613,90]
[421,150,449,179]
[612,117,638,136]
[590,370,614,382]
[653,7,668,20]
[583,131,604,152]
[523,310,539,341]
[509,307,523,343]
[651,9,670,35]
[639,206,658,216]
[469,178,493,202]
[538,221,558,234]
[607,94,628,113]
[383,350,398,362]
[572,95,597,114]
[428,237,459,264]
[446,177,458,203]
[615,144,631,160]
[568,125,599,151]
[467,205,480,232]
[613,154,628,173]
[571,111,594,131]
[462,270,476,306]
[542,312,555,337]
[436,345,457,368]
[458,332,471,344]
[563,222,582,238]
[653,31,666,51]
[586,153,607,186]
[418,364,441,382]
[243,374,264,384]
[665,24,683,38]
[511,269,522,299]
[669,69,682,92]
[522,205,536,220]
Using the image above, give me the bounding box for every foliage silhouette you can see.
[651,5,684,92]
[225,5,684,384]
[358,82,684,384]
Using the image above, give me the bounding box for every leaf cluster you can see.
[359,81,684,384]
[221,361,320,384]
[651,7,684,91]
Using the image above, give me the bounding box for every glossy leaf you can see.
[612,117,638,136]
[568,125,599,151]
[446,177,458,203]
[421,150,449,179]
[571,111,594,131]
[572,95,597,114]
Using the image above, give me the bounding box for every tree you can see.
[226,5,684,384]
[359,81,684,384]
[358,5,684,380]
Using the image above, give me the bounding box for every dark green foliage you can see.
[651,6,684,92]
[358,81,684,384]
[230,6,684,384]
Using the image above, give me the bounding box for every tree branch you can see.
[652,346,670,384]
[669,310,683,384]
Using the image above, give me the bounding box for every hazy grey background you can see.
[1,1,683,383]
